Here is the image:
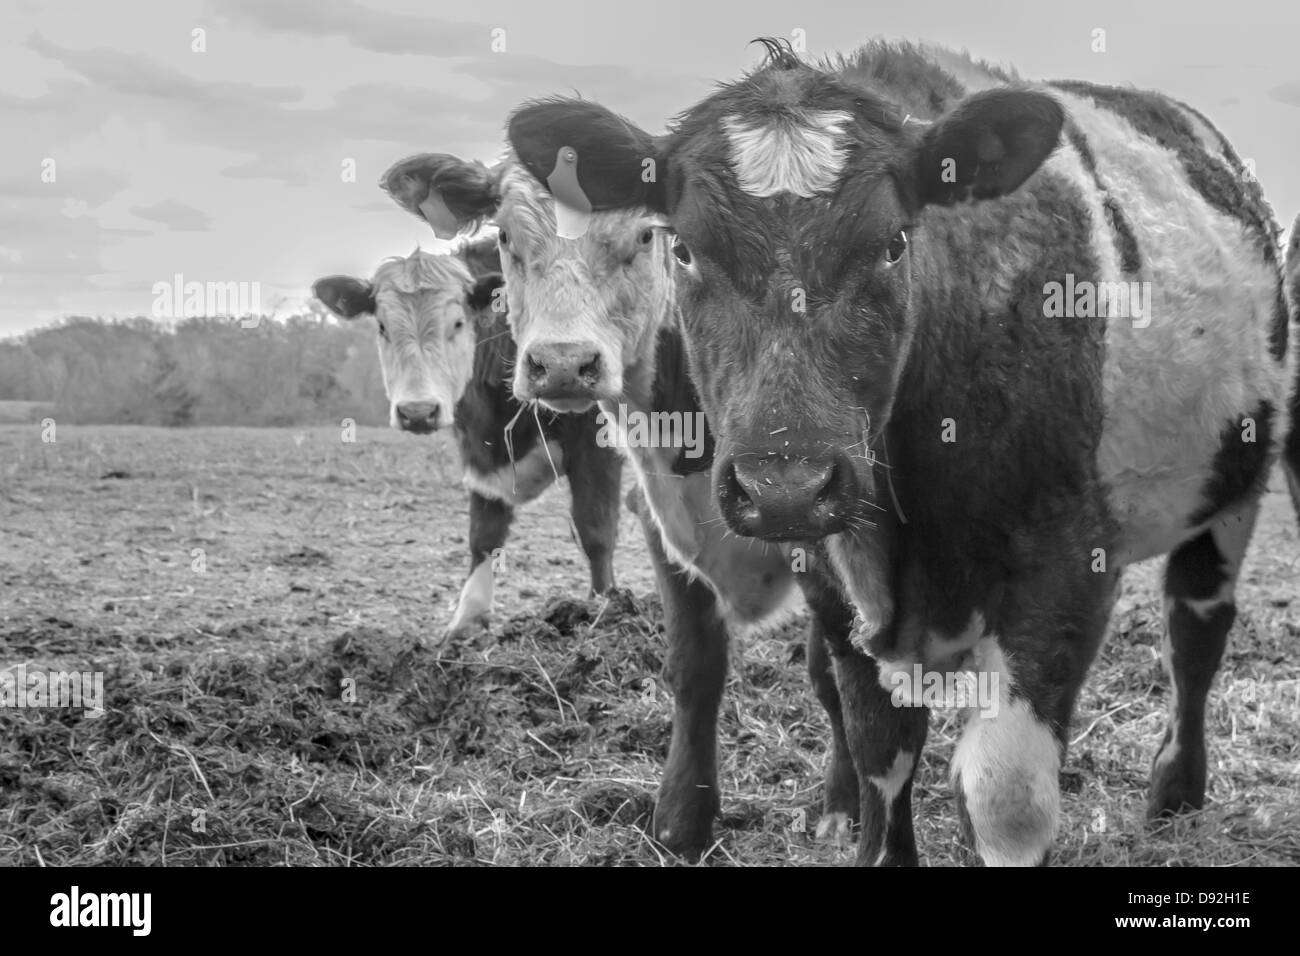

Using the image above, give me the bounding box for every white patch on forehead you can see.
[722,110,851,198]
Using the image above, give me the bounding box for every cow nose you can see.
[396,401,441,432]
[522,342,602,400]
[719,453,855,539]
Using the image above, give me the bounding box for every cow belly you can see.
[463,441,563,505]
[1054,92,1285,563]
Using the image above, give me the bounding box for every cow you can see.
[379,153,878,857]
[499,38,1297,866]
[312,241,623,640]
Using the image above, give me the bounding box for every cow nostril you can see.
[578,353,601,381]
[814,461,841,506]
[527,354,546,378]
[723,461,755,508]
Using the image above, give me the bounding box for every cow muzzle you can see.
[394,400,444,434]
[718,451,859,539]
[517,340,609,412]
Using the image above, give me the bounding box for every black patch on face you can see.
[1050,82,1278,271]
[1187,400,1275,527]
[1063,124,1143,275]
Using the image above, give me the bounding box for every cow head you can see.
[313,251,504,433]
[505,45,1063,539]
[379,151,674,414]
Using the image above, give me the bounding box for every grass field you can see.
[1,424,1297,866]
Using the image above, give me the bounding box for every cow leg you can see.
[1148,506,1256,817]
[797,565,859,844]
[638,502,728,858]
[830,641,928,866]
[445,491,512,640]
[565,442,622,594]
[951,571,1117,866]
[1285,420,1300,531]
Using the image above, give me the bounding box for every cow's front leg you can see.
[951,573,1116,866]
[831,638,928,866]
[445,491,512,641]
[637,505,728,859]
[565,436,622,594]
[797,562,859,844]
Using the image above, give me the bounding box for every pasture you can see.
[1,424,1297,865]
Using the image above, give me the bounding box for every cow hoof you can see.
[815,811,853,846]
[1147,745,1206,820]
[1146,785,1205,820]
[653,789,718,860]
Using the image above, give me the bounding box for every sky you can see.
[1,0,1298,337]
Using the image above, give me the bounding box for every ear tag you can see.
[418,190,460,239]
[547,146,592,240]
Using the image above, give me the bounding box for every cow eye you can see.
[376,319,388,340]
[672,237,692,266]
[453,319,464,332]
[498,229,509,246]
[885,230,908,264]
[638,228,654,246]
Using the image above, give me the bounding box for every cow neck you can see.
[454,307,543,476]
[600,302,715,557]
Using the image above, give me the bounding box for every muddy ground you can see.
[0,424,1296,865]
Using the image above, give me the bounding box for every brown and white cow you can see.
[502,39,1298,865]
[380,154,872,856]
[313,241,622,640]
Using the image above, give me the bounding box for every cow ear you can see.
[467,273,506,314]
[313,276,376,319]
[508,98,668,212]
[911,89,1064,208]
[379,154,501,239]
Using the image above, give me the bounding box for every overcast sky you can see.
[2,0,1298,337]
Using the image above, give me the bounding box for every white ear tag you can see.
[547,146,592,240]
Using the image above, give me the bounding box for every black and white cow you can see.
[313,240,623,640]
[503,39,1298,865]
[380,153,867,857]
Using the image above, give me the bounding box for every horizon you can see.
[2,0,1298,339]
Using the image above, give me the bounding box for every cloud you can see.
[130,200,212,231]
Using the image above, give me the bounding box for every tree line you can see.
[0,315,389,427]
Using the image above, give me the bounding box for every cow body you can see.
[381,154,864,855]
[314,241,622,640]
[506,40,1297,865]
